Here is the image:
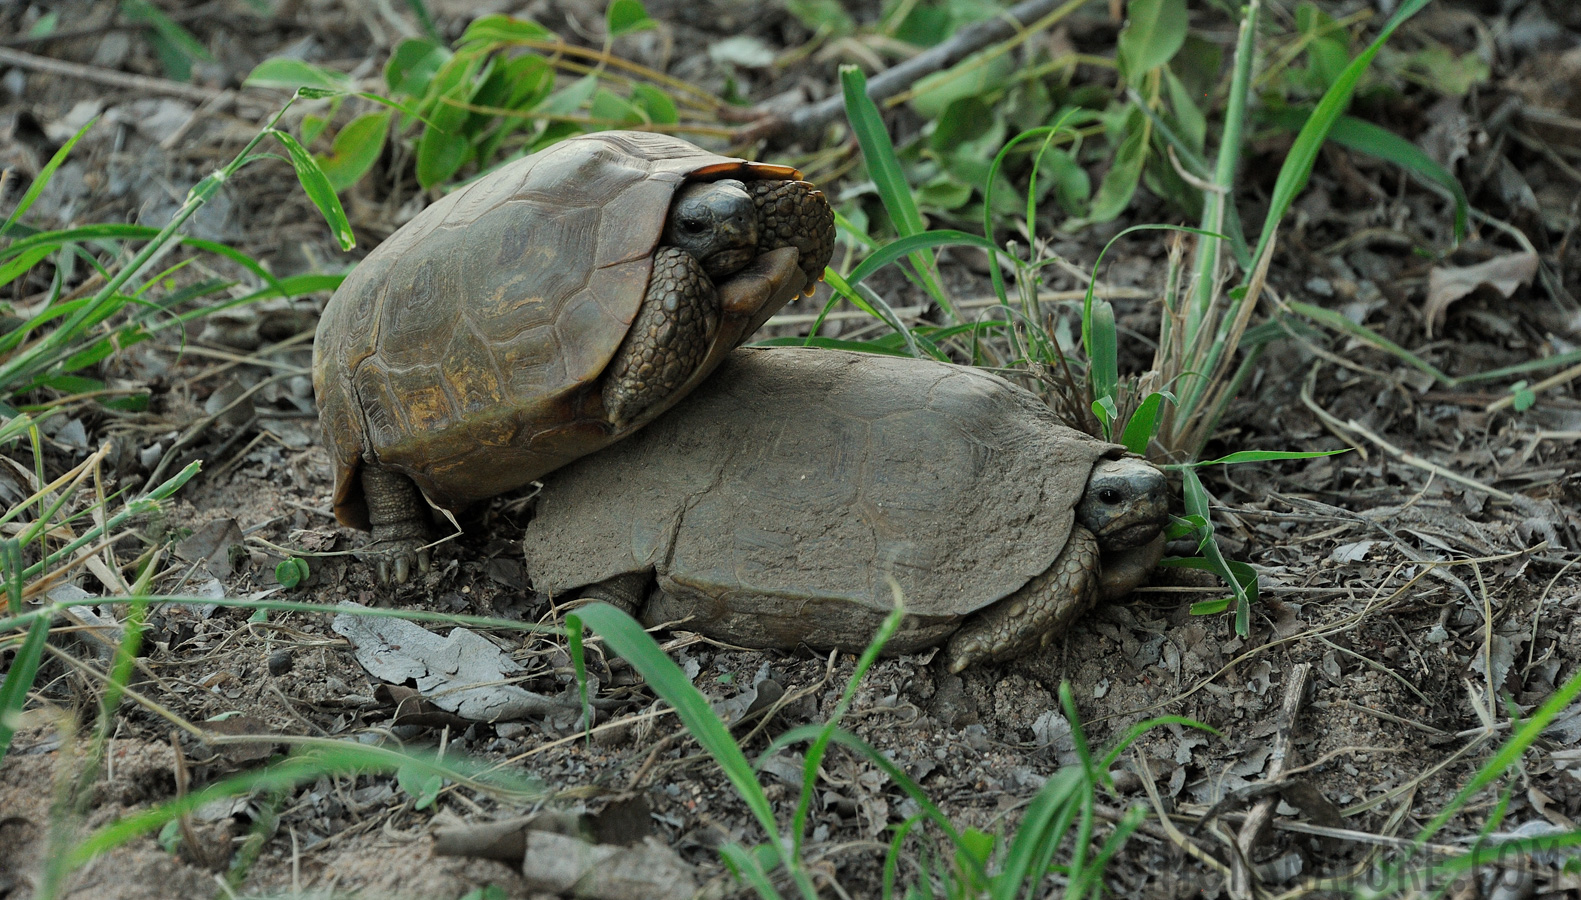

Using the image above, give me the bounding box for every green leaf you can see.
[0,616,47,762]
[122,0,213,82]
[397,760,443,809]
[1186,448,1350,466]
[385,37,450,97]
[841,65,953,319]
[267,130,355,250]
[1509,381,1536,412]
[785,0,854,36]
[589,88,642,126]
[415,127,470,189]
[629,83,677,124]
[1087,299,1119,410]
[459,14,555,48]
[1117,0,1187,83]
[606,0,655,36]
[908,50,1013,120]
[274,557,309,589]
[1076,107,1148,226]
[244,58,350,93]
[315,112,390,192]
[1120,390,1175,454]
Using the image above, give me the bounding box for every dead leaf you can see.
[1423,251,1538,337]
[520,831,699,900]
[174,518,244,579]
[331,604,579,722]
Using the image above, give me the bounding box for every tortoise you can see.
[522,348,1170,672]
[314,131,834,581]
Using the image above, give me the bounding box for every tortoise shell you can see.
[314,132,809,530]
[523,347,1132,653]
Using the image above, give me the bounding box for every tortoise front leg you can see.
[943,526,1102,673]
[746,180,834,289]
[601,247,719,428]
[361,466,433,584]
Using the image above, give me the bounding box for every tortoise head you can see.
[1076,457,1169,551]
[663,179,758,279]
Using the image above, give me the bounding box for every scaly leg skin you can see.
[576,572,651,619]
[361,466,433,584]
[746,180,835,290]
[944,526,1101,674]
[601,246,718,428]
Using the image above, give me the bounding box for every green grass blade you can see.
[566,603,817,895]
[789,603,904,856]
[1250,0,1433,267]
[1185,448,1350,466]
[0,615,48,762]
[1282,300,1452,384]
[267,128,354,250]
[989,768,1084,899]
[1270,111,1468,241]
[841,65,952,320]
[844,229,1001,287]
[1,116,96,238]
[721,843,786,899]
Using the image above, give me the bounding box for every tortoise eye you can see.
[681,218,706,234]
[1098,487,1122,505]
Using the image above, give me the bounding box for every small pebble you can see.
[267,648,294,675]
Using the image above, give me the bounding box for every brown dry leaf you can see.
[1423,251,1539,337]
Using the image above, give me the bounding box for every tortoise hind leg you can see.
[361,466,434,584]
[943,526,1102,674]
[746,180,834,290]
[575,572,651,618]
[601,247,718,428]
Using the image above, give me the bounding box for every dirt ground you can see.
[3,0,1581,898]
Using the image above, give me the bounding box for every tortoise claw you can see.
[366,540,430,585]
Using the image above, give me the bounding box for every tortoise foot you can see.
[361,466,435,585]
[746,180,834,291]
[943,526,1101,673]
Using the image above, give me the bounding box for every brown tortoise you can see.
[523,348,1170,672]
[314,131,834,580]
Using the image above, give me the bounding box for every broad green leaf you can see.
[589,88,641,126]
[606,0,655,36]
[909,50,1013,120]
[1120,391,1175,454]
[1118,0,1187,83]
[385,37,449,97]
[244,58,350,92]
[785,0,854,36]
[1076,107,1148,226]
[1162,66,1205,152]
[504,55,554,109]
[459,14,555,47]
[629,83,677,124]
[315,112,390,192]
[416,127,470,189]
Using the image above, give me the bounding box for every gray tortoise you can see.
[523,348,1169,672]
[314,132,834,580]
